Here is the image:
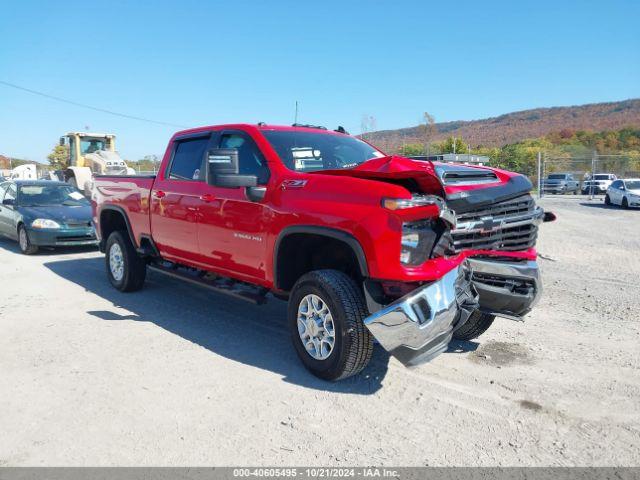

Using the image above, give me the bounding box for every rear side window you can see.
[168,137,209,181]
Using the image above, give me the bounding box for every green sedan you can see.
[0,180,98,254]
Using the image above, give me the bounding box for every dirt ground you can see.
[0,195,639,466]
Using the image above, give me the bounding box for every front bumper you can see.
[364,258,542,366]
[28,227,98,247]
[364,263,479,366]
[467,258,541,319]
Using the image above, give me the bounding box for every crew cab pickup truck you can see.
[542,173,580,195]
[92,124,554,381]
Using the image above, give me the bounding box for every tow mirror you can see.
[59,137,66,146]
[206,148,257,188]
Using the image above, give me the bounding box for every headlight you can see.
[400,219,439,265]
[31,219,61,229]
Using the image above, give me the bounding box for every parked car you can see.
[93,123,554,381]
[542,173,580,194]
[0,180,98,254]
[605,179,640,209]
[582,173,617,194]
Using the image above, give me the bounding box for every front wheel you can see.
[622,197,629,209]
[453,310,495,341]
[105,231,147,292]
[18,225,38,255]
[288,270,373,381]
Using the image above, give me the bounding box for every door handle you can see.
[153,190,166,199]
[200,193,215,203]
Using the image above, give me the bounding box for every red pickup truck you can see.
[92,123,552,380]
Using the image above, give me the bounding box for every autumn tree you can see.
[419,112,436,154]
[47,144,69,169]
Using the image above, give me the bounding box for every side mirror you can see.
[206,148,258,188]
[2,198,15,206]
[59,137,66,146]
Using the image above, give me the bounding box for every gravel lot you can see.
[0,195,639,466]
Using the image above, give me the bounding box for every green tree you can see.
[399,143,424,156]
[47,144,69,169]
[435,136,469,154]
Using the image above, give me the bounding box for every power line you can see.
[0,80,188,128]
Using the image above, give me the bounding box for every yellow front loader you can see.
[59,132,134,192]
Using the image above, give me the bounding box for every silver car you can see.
[605,179,640,209]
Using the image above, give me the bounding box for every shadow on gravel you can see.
[579,202,622,210]
[44,256,389,394]
[0,237,98,255]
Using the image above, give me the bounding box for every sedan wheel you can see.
[18,226,38,255]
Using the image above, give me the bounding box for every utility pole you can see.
[537,151,542,199]
[590,150,597,200]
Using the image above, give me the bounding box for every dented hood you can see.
[313,155,444,195]
[313,155,533,213]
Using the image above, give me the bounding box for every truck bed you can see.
[92,175,156,247]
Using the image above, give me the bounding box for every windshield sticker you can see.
[69,191,85,200]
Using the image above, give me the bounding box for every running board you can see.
[148,263,268,305]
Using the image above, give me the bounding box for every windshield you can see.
[262,130,385,172]
[81,138,107,154]
[594,174,613,180]
[548,174,567,180]
[625,181,640,190]
[18,184,89,207]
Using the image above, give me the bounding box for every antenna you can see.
[294,101,299,125]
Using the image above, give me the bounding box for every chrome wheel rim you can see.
[19,229,28,251]
[109,243,124,282]
[297,294,336,360]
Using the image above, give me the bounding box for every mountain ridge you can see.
[367,98,640,151]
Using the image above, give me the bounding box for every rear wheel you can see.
[18,225,38,255]
[604,194,611,205]
[622,197,629,209]
[288,270,373,381]
[453,310,495,341]
[105,230,147,292]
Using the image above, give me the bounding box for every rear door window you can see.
[168,136,210,181]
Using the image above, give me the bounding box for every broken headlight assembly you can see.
[400,219,439,265]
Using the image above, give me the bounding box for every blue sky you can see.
[1,0,638,162]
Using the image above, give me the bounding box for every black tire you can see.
[288,270,373,381]
[453,310,495,341]
[622,197,629,209]
[105,230,146,292]
[18,225,38,255]
[604,194,611,205]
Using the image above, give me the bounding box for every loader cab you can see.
[61,133,116,167]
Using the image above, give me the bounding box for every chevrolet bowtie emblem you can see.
[479,216,501,233]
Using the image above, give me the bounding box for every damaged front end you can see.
[364,262,479,366]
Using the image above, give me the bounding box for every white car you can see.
[605,179,640,209]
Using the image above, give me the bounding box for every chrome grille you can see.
[450,194,543,253]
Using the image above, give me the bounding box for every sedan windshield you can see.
[262,130,385,172]
[625,181,640,190]
[18,184,89,206]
